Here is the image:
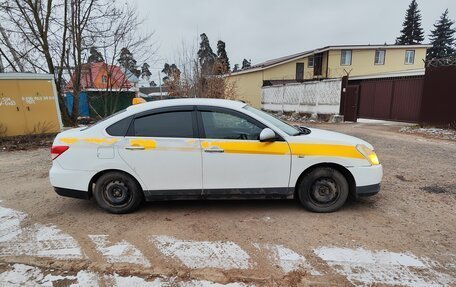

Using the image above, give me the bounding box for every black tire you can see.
[298,167,349,213]
[93,171,143,214]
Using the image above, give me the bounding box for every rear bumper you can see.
[356,183,381,197]
[49,162,96,192]
[54,187,90,199]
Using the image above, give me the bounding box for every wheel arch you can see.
[88,169,144,198]
[294,162,357,200]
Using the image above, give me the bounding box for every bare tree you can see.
[0,0,155,125]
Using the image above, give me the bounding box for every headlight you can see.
[356,144,380,165]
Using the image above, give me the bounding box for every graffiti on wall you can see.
[22,95,54,105]
[0,97,16,107]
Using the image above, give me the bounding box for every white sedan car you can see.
[50,99,382,213]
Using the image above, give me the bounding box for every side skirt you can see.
[143,187,294,201]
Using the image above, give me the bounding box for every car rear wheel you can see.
[94,171,143,214]
[298,167,349,213]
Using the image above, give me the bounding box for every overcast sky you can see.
[131,0,456,82]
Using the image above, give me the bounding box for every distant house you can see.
[65,62,136,92]
[227,44,431,108]
[65,62,137,117]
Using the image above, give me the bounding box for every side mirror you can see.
[259,128,277,142]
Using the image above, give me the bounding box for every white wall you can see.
[261,79,342,114]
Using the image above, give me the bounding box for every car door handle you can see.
[125,146,145,150]
[204,147,224,153]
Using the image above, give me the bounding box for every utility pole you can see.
[158,71,163,100]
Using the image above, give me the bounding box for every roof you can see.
[139,86,169,94]
[126,98,247,113]
[0,73,55,80]
[122,68,139,83]
[231,44,432,76]
[348,68,425,80]
[65,62,132,91]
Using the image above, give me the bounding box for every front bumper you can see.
[348,164,383,199]
[356,183,381,197]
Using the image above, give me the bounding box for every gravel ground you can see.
[0,122,455,286]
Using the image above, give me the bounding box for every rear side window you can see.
[106,116,132,136]
[133,111,194,138]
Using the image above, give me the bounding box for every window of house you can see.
[374,50,385,65]
[133,111,194,138]
[405,50,415,64]
[201,110,263,140]
[101,75,108,83]
[308,56,314,68]
[295,63,304,81]
[340,50,352,66]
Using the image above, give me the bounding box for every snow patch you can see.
[0,264,99,286]
[181,280,254,287]
[0,205,27,242]
[0,264,44,286]
[108,273,254,287]
[0,203,83,260]
[89,234,151,267]
[151,235,251,270]
[253,243,320,275]
[314,247,454,287]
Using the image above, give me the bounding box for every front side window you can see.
[133,111,194,138]
[340,50,352,66]
[374,50,385,65]
[308,56,314,68]
[201,110,263,140]
[101,75,108,83]
[405,50,415,64]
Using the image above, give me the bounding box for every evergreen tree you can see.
[197,33,216,75]
[118,47,140,77]
[396,0,424,44]
[162,63,182,96]
[141,63,152,79]
[161,63,181,82]
[427,9,455,59]
[241,59,251,70]
[233,64,240,72]
[87,47,104,63]
[216,40,230,73]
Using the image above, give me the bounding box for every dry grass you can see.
[0,133,56,151]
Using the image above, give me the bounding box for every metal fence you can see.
[261,79,342,114]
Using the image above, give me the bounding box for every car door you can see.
[197,106,292,197]
[117,106,202,197]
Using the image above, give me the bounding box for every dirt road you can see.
[0,122,455,286]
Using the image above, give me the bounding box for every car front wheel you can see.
[298,167,349,213]
[94,171,143,214]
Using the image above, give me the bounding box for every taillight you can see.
[51,145,69,160]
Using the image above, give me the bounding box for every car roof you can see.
[126,98,247,113]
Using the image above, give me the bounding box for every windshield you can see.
[244,106,302,136]
[81,109,127,131]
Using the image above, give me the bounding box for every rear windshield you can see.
[81,109,126,131]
